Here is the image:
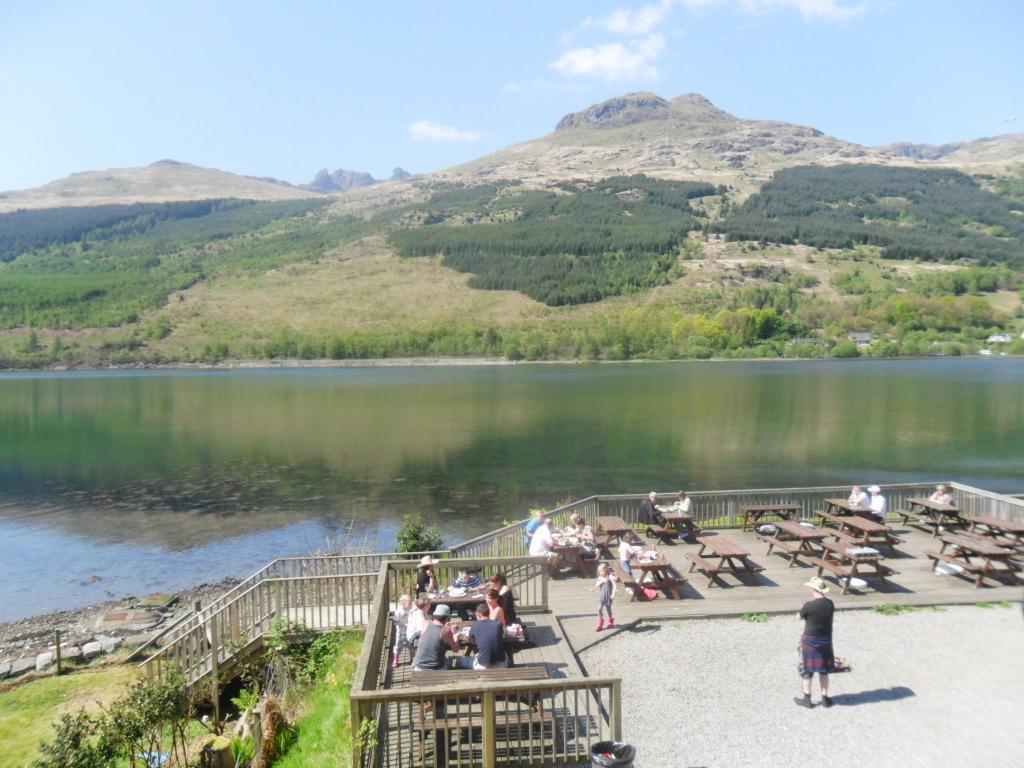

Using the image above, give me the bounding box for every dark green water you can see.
[2,359,1022,621]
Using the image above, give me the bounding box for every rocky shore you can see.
[0,578,239,680]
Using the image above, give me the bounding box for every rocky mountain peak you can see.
[555,92,671,132]
[303,168,377,193]
[389,167,411,181]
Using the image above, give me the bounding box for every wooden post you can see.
[610,679,622,741]
[193,598,202,615]
[540,564,549,610]
[350,697,364,767]
[482,690,497,768]
[54,630,62,676]
[208,613,220,723]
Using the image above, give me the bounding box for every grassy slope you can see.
[0,665,136,768]
[275,629,364,768]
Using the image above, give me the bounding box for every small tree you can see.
[33,711,116,768]
[396,516,444,553]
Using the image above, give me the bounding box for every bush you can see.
[32,710,116,768]
[831,340,861,358]
[396,516,444,553]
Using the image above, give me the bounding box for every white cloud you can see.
[551,34,666,83]
[407,120,482,143]
[688,0,867,21]
[598,1,676,35]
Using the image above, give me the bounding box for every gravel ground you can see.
[582,604,1024,768]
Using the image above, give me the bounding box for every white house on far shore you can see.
[847,332,874,348]
[985,333,1014,344]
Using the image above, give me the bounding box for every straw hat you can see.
[804,576,830,594]
[419,555,438,567]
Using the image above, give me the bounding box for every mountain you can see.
[303,168,377,193]
[447,92,1023,189]
[0,159,318,213]
[389,167,412,181]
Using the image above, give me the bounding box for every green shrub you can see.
[396,516,444,554]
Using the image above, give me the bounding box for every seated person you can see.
[528,516,563,573]
[929,484,954,506]
[640,491,664,526]
[867,485,887,524]
[405,595,430,650]
[411,604,459,671]
[618,539,642,576]
[674,490,692,515]
[416,555,439,595]
[463,603,508,669]
[453,567,484,590]
[569,514,599,559]
[485,588,507,626]
[848,486,869,508]
[489,572,518,625]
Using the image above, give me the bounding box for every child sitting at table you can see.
[453,567,484,590]
[595,563,617,631]
[392,594,414,668]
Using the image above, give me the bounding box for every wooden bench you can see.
[927,551,1004,588]
[645,523,678,542]
[806,557,852,580]
[685,553,765,579]
[758,533,804,565]
[610,561,646,601]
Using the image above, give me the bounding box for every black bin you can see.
[591,741,636,767]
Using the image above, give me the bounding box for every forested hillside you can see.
[391,176,718,304]
[716,165,1024,266]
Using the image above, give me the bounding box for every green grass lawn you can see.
[0,665,137,768]
[275,629,365,768]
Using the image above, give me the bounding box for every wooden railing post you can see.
[209,612,221,722]
[482,690,497,768]
[611,679,622,740]
[540,563,549,609]
[351,697,364,767]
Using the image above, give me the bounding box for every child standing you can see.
[595,563,617,631]
[392,594,413,668]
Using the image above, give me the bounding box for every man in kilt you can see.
[795,576,835,708]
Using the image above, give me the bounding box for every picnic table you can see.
[818,510,903,552]
[808,539,895,595]
[654,510,702,542]
[901,498,967,536]
[758,519,828,567]
[596,515,642,553]
[822,498,875,519]
[740,503,801,531]
[550,534,594,577]
[410,665,549,687]
[632,553,687,598]
[454,622,529,666]
[427,589,488,612]
[928,533,1022,588]
[685,534,765,587]
[966,515,1024,551]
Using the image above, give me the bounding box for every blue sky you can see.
[1,0,1021,190]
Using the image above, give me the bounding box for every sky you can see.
[0,0,1021,190]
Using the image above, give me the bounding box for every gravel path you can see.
[581,604,1024,768]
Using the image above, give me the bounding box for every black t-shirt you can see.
[416,568,433,595]
[470,619,507,667]
[800,597,835,638]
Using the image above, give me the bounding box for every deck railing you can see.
[949,482,1024,522]
[384,556,550,613]
[350,559,616,768]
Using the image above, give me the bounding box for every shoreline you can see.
[1,352,1019,375]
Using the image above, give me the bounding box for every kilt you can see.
[799,634,835,678]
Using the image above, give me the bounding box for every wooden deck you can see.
[545,524,1022,651]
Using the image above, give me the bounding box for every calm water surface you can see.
[2,359,1022,621]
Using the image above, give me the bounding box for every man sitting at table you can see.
[453,567,483,590]
[867,485,887,524]
[847,486,869,508]
[412,604,460,671]
[929,484,954,506]
[457,603,508,669]
[640,491,664,526]
[529,516,563,574]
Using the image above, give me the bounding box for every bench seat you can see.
[609,561,646,601]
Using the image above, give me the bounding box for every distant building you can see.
[979,349,993,356]
[847,332,874,348]
[986,333,1013,344]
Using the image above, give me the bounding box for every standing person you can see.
[416,555,439,596]
[868,485,887,524]
[848,486,869,508]
[392,594,414,669]
[929,484,954,506]
[464,603,508,669]
[406,594,430,650]
[489,572,518,625]
[618,538,639,576]
[795,577,835,708]
[595,563,617,631]
[412,604,460,671]
[523,509,544,548]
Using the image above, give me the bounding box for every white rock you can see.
[82,641,103,658]
[0,661,11,678]
[62,646,83,659]
[35,651,54,670]
[98,636,123,653]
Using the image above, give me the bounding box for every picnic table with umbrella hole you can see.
[685,534,765,587]
[927,533,1023,587]
[818,510,903,552]
[757,519,829,567]
[807,539,895,595]
[740,503,801,531]
[901,498,967,536]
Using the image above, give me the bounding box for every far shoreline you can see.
[1,353,1020,376]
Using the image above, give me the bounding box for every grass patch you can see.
[0,665,136,768]
[930,605,948,612]
[976,602,995,608]
[873,604,918,617]
[275,629,364,768]
[741,612,770,623]
[998,601,1013,609]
